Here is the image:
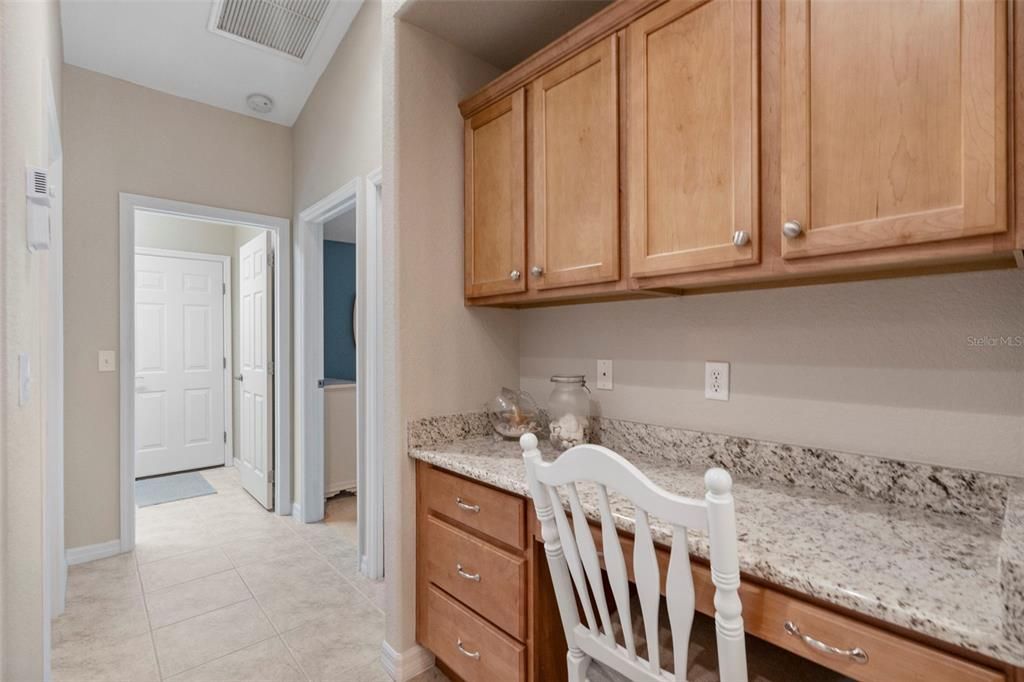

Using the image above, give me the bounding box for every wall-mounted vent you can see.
[26,167,49,201]
[210,0,332,61]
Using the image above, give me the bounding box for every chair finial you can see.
[704,467,733,495]
[520,432,539,451]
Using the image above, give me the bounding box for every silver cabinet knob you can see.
[732,230,750,247]
[783,220,803,238]
[509,270,521,281]
[531,266,544,277]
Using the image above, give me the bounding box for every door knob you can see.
[531,266,544,277]
[509,270,521,281]
[732,230,750,247]
[783,220,803,239]
[234,374,244,382]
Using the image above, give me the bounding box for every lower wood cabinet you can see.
[416,461,1019,682]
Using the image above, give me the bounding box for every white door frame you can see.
[119,194,292,553]
[361,168,384,579]
[134,247,233,468]
[43,56,64,682]
[295,177,360,525]
[297,171,385,579]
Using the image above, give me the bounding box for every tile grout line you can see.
[131,542,166,680]
[233,566,313,682]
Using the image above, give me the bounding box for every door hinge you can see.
[222,282,226,295]
[267,250,275,268]
[223,357,227,369]
[268,359,274,376]
[223,431,227,444]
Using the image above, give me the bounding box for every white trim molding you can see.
[119,193,293,555]
[66,540,122,566]
[380,641,435,682]
[295,177,361,526]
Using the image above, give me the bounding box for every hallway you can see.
[52,467,438,681]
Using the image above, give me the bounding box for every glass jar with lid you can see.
[547,375,591,451]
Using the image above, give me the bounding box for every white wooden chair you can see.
[520,433,747,682]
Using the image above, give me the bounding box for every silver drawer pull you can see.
[457,638,480,660]
[456,497,480,513]
[456,563,481,582]
[784,621,868,664]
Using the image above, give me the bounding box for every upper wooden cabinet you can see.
[779,0,1007,260]
[464,90,527,298]
[627,0,759,278]
[529,36,620,291]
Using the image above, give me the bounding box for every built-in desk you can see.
[411,435,1024,682]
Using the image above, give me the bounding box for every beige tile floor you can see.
[52,467,446,682]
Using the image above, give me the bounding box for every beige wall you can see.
[521,269,1024,477]
[62,66,292,549]
[291,0,382,500]
[0,0,63,677]
[134,212,263,466]
[383,9,518,653]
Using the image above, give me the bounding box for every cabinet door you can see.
[465,90,526,298]
[780,0,1007,260]
[529,36,619,290]
[627,0,758,278]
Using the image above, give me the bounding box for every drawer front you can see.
[690,562,1004,682]
[424,515,526,639]
[423,585,525,682]
[421,465,525,549]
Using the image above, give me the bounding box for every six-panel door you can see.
[464,90,527,298]
[528,36,620,290]
[627,0,759,278]
[779,0,1007,259]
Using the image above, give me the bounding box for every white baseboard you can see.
[291,502,301,520]
[380,641,434,681]
[326,479,357,497]
[66,539,122,566]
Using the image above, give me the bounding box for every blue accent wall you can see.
[324,240,356,381]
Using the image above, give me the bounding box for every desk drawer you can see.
[424,515,527,639]
[420,465,526,549]
[691,563,1004,682]
[423,585,525,682]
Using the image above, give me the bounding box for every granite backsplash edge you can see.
[407,412,1015,527]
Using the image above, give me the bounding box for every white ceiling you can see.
[401,0,611,71]
[60,0,364,126]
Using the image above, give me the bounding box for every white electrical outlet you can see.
[705,361,729,401]
[597,360,613,390]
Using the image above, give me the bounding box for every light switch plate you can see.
[98,350,116,372]
[597,359,613,390]
[705,361,729,401]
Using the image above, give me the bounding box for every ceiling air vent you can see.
[209,0,332,61]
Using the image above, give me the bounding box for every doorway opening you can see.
[296,169,384,579]
[118,194,292,553]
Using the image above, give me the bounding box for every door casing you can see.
[118,193,291,553]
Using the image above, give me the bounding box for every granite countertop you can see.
[409,434,1024,667]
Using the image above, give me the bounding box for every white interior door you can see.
[238,231,274,508]
[135,253,226,478]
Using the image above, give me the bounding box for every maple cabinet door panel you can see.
[465,90,527,298]
[628,0,759,278]
[780,0,1007,260]
[530,36,620,290]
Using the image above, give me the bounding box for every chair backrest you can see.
[520,433,747,682]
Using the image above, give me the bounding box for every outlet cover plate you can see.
[597,360,613,390]
[705,361,729,401]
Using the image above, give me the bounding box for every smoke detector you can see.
[246,93,275,114]
[209,0,333,62]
